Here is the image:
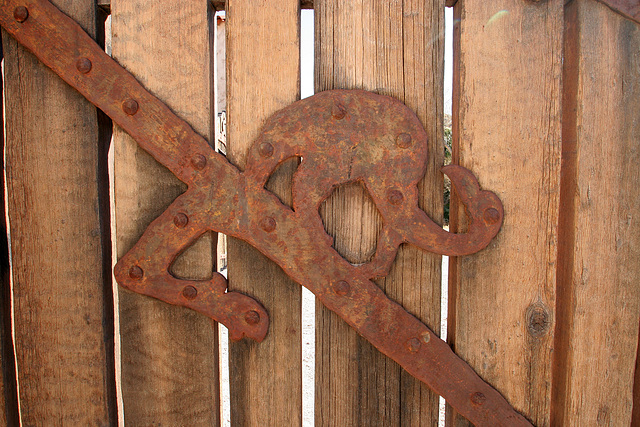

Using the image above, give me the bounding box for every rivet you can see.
[128,266,143,280]
[406,337,421,353]
[470,392,486,406]
[483,207,500,225]
[258,142,274,158]
[260,217,276,232]
[396,133,412,148]
[332,104,346,120]
[122,98,139,115]
[76,57,92,74]
[420,331,431,343]
[333,280,350,296]
[387,189,404,205]
[245,310,261,325]
[191,154,207,170]
[173,213,189,228]
[14,6,28,23]
[182,285,198,300]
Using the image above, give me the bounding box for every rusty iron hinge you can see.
[0,1,532,425]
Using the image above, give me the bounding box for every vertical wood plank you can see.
[0,34,20,427]
[112,1,220,424]
[225,0,302,425]
[2,0,116,424]
[552,1,640,424]
[314,0,444,425]
[448,0,563,425]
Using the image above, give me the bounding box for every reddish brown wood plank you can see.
[0,33,20,427]
[225,0,302,425]
[552,0,640,424]
[112,0,220,424]
[314,0,444,424]
[2,0,116,424]
[448,0,563,425]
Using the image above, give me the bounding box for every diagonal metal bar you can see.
[0,1,532,425]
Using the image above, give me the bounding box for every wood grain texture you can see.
[0,33,21,427]
[448,0,563,425]
[112,1,220,424]
[2,0,116,424]
[596,0,640,24]
[552,1,640,425]
[314,0,444,424]
[225,0,302,425]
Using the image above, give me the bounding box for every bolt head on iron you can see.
[258,142,274,158]
[260,216,276,232]
[173,213,189,228]
[420,331,431,343]
[470,392,486,406]
[483,207,500,225]
[182,285,198,300]
[76,57,92,74]
[129,266,144,280]
[245,310,261,325]
[14,6,28,23]
[387,189,404,205]
[333,280,350,296]
[122,98,139,115]
[331,104,346,120]
[406,337,421,353]
[396,133,412,149]
[191,154,207,170]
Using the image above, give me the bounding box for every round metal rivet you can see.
[258,142,274,158]
[387,189,404,205]
[470,392,486,406]
[129,266,143,280]
[406,337,421,353]
[76,57,92,74]
[191,154,207,170]
[483,207,500,225]
[182,285,198,300]
[122,98,139,115]
[260,217,276,232]
[333,280,350,296]
[173,213,189,228]
[245,310,261,325]
[396,133,412,148]
[14,6,28,23]
[420,331,431,343]
[332,104,346,120]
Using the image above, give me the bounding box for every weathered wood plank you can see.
[225,0,302,425]
[314,0,444,425]
[0,34,20,427]
[112,1,220,424]
[97,0,314,13]
[552,1,640,424]
[448,0,563,425]
[2,0,116,424]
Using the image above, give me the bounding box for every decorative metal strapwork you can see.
[0,1,532,426]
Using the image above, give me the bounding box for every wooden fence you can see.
[0,0,638,425]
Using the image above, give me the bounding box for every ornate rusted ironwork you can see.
[0,1,533,425]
